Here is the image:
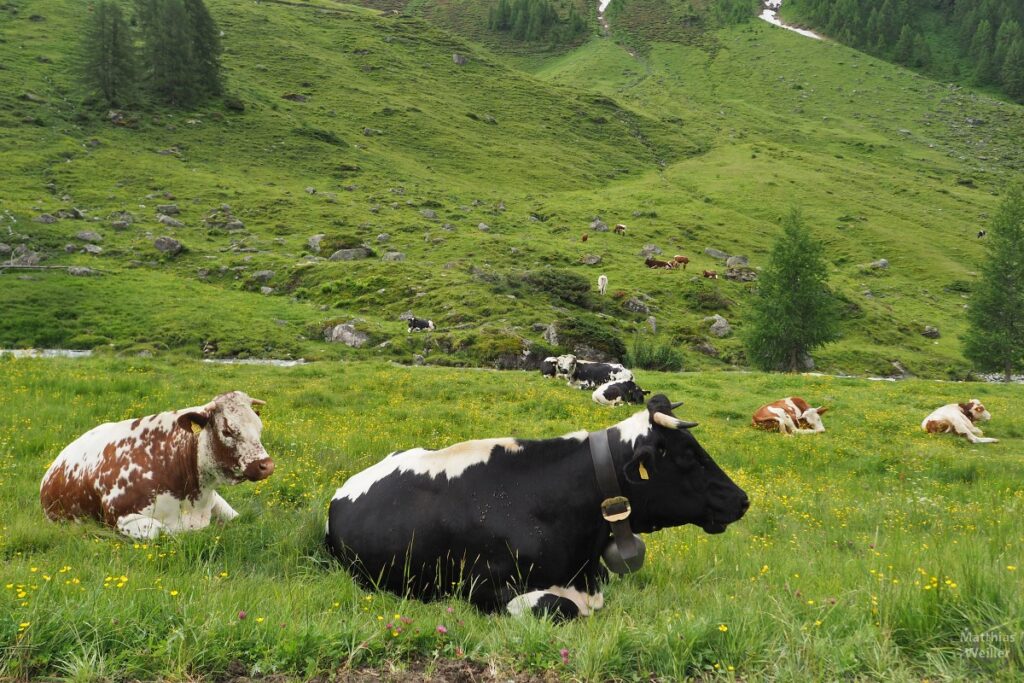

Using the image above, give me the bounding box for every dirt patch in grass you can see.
[222,658,561,683]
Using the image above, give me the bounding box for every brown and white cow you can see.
[645,258,677,270]
[702,270,718,279]
[921,400,997,444]
[673,255,690,269]
[40,391,274,539]
[613,223,627,234]
[752,397,828,435]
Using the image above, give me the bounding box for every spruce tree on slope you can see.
[82,0,137,107]
[184,0,223,97]
[140,0,194,105]
[743,208,840,372]
[1002,38,1024,100]
[964,183,1024,381]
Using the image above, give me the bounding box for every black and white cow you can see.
[408,317,435,333]
[555,354,633,389]
[325,395,749,620]
[593,380,650,406]
[540,356,558,378]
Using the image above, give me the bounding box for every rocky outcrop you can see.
[324,323,370,348]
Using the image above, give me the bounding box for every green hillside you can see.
[2,0,1023,376]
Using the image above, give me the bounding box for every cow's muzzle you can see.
[701,494,750,534]
[243,457,275,481]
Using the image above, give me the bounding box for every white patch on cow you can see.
[506,585,603,617]
[560,430,588,442]
[333,438,524,502]
[800,407,826,433]
[116,513,166,540]
[613,408,652,447]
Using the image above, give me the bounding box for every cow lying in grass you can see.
[752,397,828,435]
[40,391,274,539]
[325,395,749,620]
[921,399,998,444]
[555,354,632,389]
[592,379,649,406]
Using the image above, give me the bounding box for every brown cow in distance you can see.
[645,257,677,269]
[673,255,690,269]
[613,224,627,234]
[752,397,828,435]
[702,270,718,279]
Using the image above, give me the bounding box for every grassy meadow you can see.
[2,0,1024,376]
[1,356,1022,680]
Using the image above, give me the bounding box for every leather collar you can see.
[589,429,644,571]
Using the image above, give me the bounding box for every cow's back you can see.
[41,419,136,522]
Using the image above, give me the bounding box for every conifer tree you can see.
[184,0,223,97]
[994,18,1021,71]
[82,0,137,107]
[971,19,998,84]
[964,184,1024,381]
[895,24,915,63]
[742,209,840,372]
[143,0,194,105]
[912,31,931,67]
[1002,38,1024,100]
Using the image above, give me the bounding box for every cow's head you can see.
[555,354,577,378]
[960,399,991,423]
[620,381,650,405]
[179,391,275,483]
[797,406,828,432]
[613,395,748,535]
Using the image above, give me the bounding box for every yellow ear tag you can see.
[638,462,650,480]
[190,420,203,435]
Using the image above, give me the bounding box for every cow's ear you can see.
[177,401,216,434]
[816,406,828,415]
[624,445,656,484]
[177,412,209,434]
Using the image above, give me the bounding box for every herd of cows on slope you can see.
[36,374,998,619]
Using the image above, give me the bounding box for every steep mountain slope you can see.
[2,0,1023,376]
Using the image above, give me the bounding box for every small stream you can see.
[758,0,823,40]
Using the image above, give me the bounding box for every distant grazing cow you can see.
[645,258,676,270]
[408,318,435,332]
[598,274,608,295]
[40,392,274,539]
[921,399,997,443]
[673,255,690,269]
[581,233,589,242]
[592,379,650,406]
[978,230,987,238]
[555,354,633,389]
[613,224,626,235]
[540,356,558,378]
[752,397,828,435]
[325,395,749,619]
[702,270,718,279]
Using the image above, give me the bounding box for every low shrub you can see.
[626,334,684,371]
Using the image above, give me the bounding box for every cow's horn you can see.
[670,401,684,409]
[653,412,698,429]
[251,398,267,406]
